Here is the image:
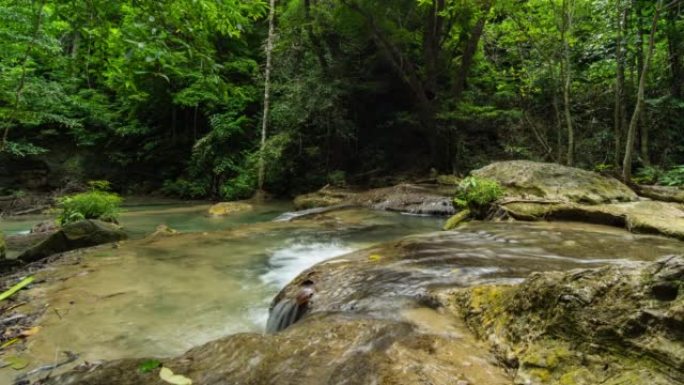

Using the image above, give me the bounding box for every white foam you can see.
[260,241,354,289]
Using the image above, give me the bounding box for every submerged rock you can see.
[452,255,684,385]
[207,201,253,216]
[17,220,127,263]
[473,160,637,203]
[499,200,684,240]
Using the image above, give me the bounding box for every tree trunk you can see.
[560,0,575,166]
[257,0,276,193]
[613,0,628,166]
[452,0,492,100]
[623,0,663,181]
[666,3,683,98]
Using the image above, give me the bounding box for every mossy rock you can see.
[473,160,637,204]
[455,256,684,385]
[208,201,253,216]
[499,200,684,240]
[17,220,127,263]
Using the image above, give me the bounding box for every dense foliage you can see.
[56,181,122,224]
[454,176,503,215]
[1,0,683,198]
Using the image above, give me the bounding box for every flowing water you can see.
[0,201,682,384]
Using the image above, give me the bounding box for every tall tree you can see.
[613,0,629,166]
[257,0,276,193]
[560,0,576,166]
[623,0,663,180]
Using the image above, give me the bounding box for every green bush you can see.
[633,166,662,185]
[57,183,123,225]
[454,176,504,215]
[660,165,684,186]
[161,178,209,199]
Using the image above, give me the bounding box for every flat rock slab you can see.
[500,200,684,240]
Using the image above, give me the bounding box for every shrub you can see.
[633,166,662,185]
[454,176,503,216]
[56,182,122,225]
[660,165,684,186]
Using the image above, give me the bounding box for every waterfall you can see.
[265,299,306,333]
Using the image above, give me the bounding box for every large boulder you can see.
[207,201,252,217]
[17,220,127,263]
[452,255,684,385]
[473,160,638,204]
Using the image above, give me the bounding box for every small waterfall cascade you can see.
[265,287,314,333]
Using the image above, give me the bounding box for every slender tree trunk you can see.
[666,3,683,98]
[560,0,575,166]
[614,0,628,166]
[452,0,492,100]
[257,0,276,193]
[0,0,46,153]
[623,0,663,181]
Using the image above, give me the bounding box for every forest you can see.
[1,0,683,198]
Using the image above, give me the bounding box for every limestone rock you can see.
[473,160,637,203]
[207,201,252,217]
[17,220,127,263]
[635,184,684,204]
[293,186,356,210]
[453,255,684,385]
[499,200,684,240]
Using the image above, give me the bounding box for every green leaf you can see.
[0,276,35,302]
[138,359,162,373]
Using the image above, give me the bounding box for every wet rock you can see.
[48,316,509,385]
[294,183,456,216]
[293,186,357,210]
[499,200,684,240]
[143,224,179,243]
[473,160,637,204]
[17,220,127,263]
[6,232,52,251]
[452,255,684,385]
[207,201,252,216]
[634,184,684,204]
[31,220,59,234]
[354,183,455,216]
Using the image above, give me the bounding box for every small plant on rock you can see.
[454,176,504,217]
[56,181,122,225]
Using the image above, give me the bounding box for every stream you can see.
[0,200,682,384]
